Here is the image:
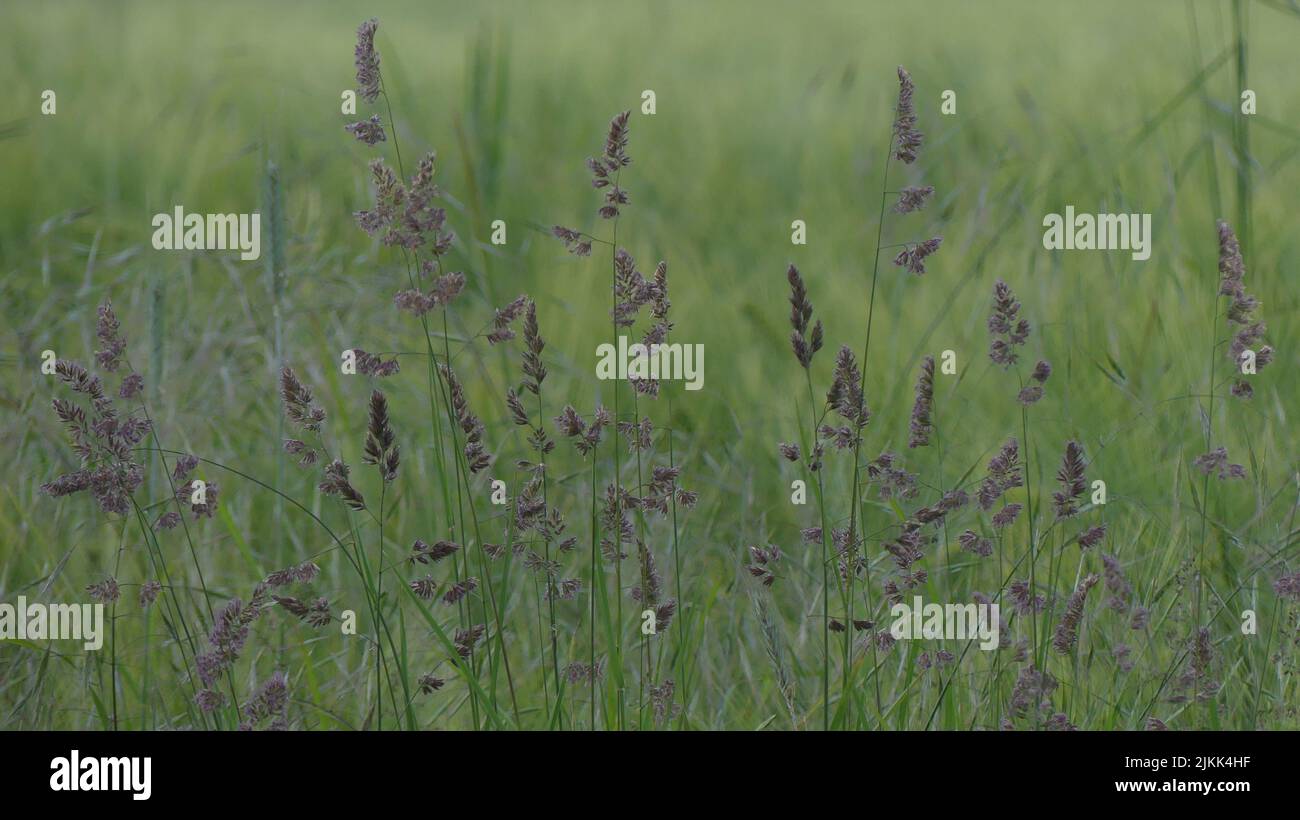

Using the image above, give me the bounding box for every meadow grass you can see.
[1,0,1298,730]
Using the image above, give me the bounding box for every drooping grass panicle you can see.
[273,595,332,628]
[319,459,366,511]
[345,114,386,145]
[453,622,485,655]
[891,236,942,275]
[443,578,479,608]
[138,579,162,608]
[350,348,400,377]
[280,366,326,433]
[410,575,438,600]
[264,560,321,588]
[893,185,934,214]
[487,294,528,344]
[746,544,782,587]
[1193,446,1246,480]
[1017,359,1051,406]
[283,439,318,468]
[1077,523,1107,550]
[409,538,460,565]
[551,225,593,257]
[1031,359,1052,383]
[87,576,120,603]
[506,388,530,427]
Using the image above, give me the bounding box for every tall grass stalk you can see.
[801,367,832,729]
[263,160,287,569]
[843,134,893,727]
[608,174,626,730]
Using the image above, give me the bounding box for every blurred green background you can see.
[1,0,1297,729]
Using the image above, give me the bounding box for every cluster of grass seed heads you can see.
[887,68,942,274]
[319,459,365,511]
[550,225,593,257]
[821,346,871,450]
[441,364,492,474]
[893,185,934,214]
[554,405,611,457]
[1217,220,1272,399]
[361,389,399,482]
[1193,447,1246,481]
[486,295,528,344]
[746,545,782,587]
[354,154,454,256]
[1018,359,1051,406]
[977,437,1023,511]
[892,66,923,164]
[1051,440,1086,519]
[988,279,1029,368]
[787,264,824,369]
[353,18,381,102]
[892,237,943,276]
[631,261,673,396]
[345,114,386,145]
[907,354,935,448]
[592,111,632,219]
[42,311,153,516]
[1052,572,1100,654]
[395,270,465,316]
[351,348,400,377]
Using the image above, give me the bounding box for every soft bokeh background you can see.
[1,0,1297,729]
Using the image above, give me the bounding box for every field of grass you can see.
[1,0,1298,731]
